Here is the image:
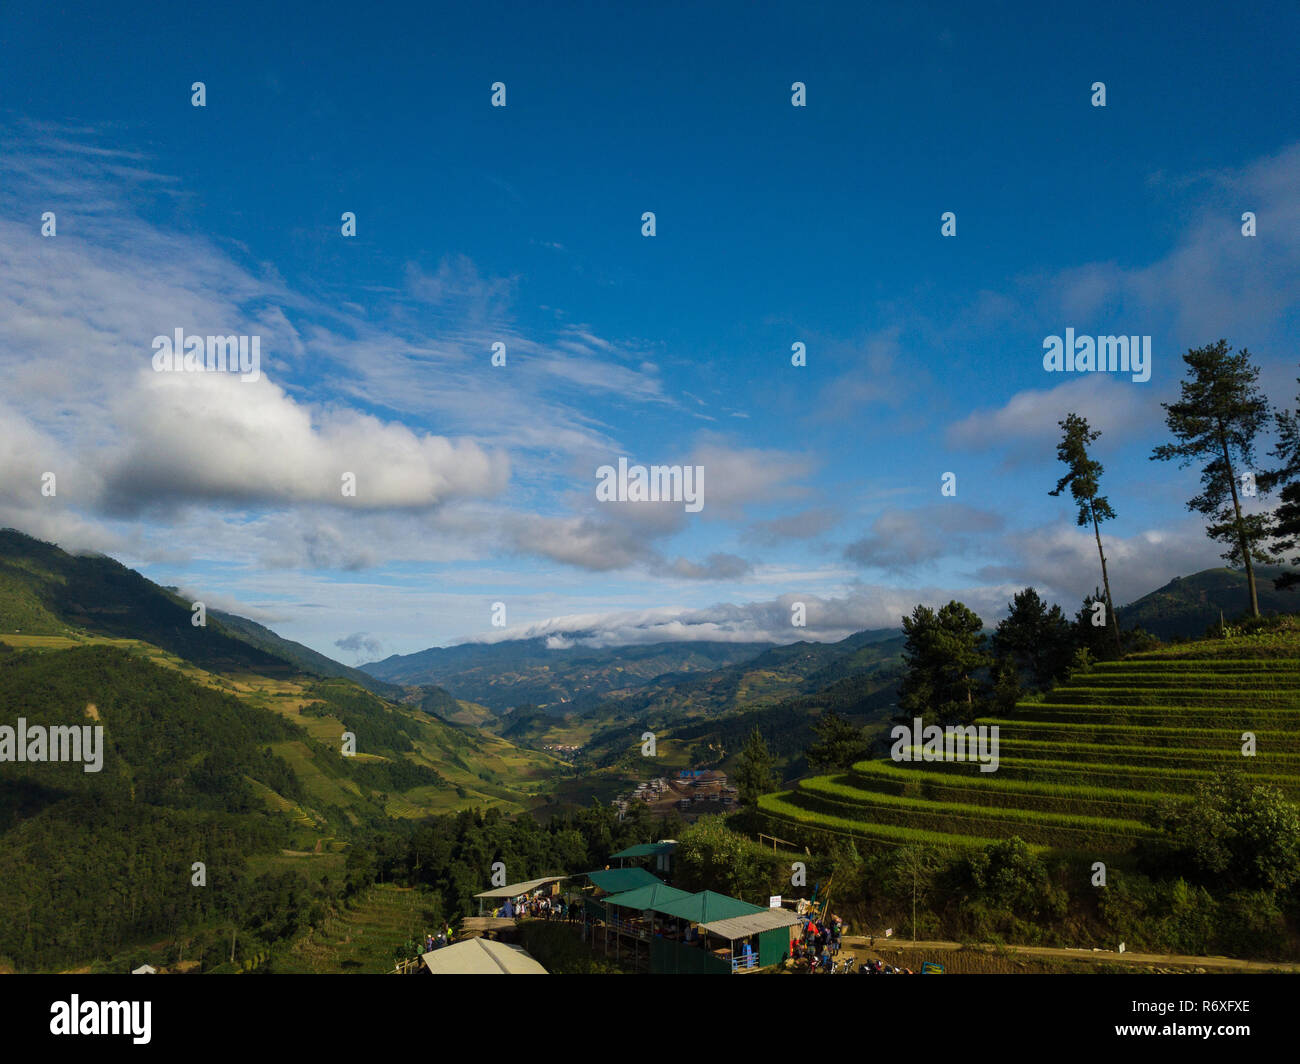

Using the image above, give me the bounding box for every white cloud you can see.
[100,370,509,514]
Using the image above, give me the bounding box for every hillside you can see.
[762,631,1300,852]
[0,528,304,676]
[1119,566,1298,640]
[0,533,575,971]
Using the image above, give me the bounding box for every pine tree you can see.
[733,727,778,806]
[806,710,870,771]
[992,587,1074,691]
[1050,413,1121,652]
[897,601,990,725]
[1262,377,1300,591]
[1151,340,1272,617]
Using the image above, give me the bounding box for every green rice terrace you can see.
[760,636,1300,854]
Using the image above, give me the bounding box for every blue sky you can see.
[2,0,1299,660]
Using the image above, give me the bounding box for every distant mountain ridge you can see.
[1118,566,1297,640]
[362,636,780,713]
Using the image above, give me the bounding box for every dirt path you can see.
[839,934,1300,972]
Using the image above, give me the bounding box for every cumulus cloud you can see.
[100,371,509,514]
[505,512,658,571]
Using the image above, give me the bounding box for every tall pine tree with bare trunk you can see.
[1151,340,1272,618]
[1262,377,1300,591]
[1050,413,1121,653]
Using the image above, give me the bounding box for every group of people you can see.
[497,893,573,922]
[788,912,845,973]
[423,925,452,953]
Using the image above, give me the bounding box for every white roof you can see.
[131,964,157,975]
[473,875,567,899]
[699,909,802,939]
[420,938,548,975]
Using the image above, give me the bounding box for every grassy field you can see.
[762,634,1300,853]
[274,884,434,973]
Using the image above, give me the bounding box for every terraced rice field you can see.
[275,884,430,973]
[761,643,1300,852]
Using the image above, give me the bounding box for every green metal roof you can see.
[585,867,662,894]
[609,842,677,859]
[601,883,694,912]
[652,890,766,924]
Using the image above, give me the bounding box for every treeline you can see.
[0,797,293,969]
[341,799,685,926]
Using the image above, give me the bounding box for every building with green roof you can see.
[584,867,662,895]
[652,890,765,925]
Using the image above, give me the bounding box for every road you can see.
[838,934,1300,972]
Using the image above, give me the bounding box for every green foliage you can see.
[733,726,778,805]
[957,837,1067,921]
[1265,380,1300,591]
[302,679,422,755]
[992,587,1074,694]
[897,601,990,724]
[672,814,785,898]
[805,710,870,772]
[1050,413,1116,528]
[1074,588,1119,662]
[0,797,289,969]
[1151,340,1274,613]
[1098,871,1218,955]
[1153,773,1300,892]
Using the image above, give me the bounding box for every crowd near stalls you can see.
[580,865,800,973]
[470,875,575,931]
[396,849,940,975]
[421,839,932,975]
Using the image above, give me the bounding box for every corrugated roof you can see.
[601,882,694,912]
[474,875,567,899]
[609,842,678,859]
[653,890,766,924]
[698,909,802,940]
[420,938,548,975]
[585,867,662,893]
